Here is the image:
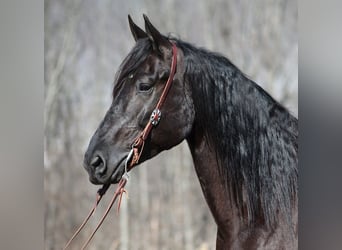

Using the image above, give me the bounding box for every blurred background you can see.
[44,0,297,249]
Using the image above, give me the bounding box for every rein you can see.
[63,43,178,249]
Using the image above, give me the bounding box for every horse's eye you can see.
[138,83,153,93]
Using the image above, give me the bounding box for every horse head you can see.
[83,15,194,185]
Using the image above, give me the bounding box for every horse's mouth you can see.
[109,156,127,184]
[88,155,127,185]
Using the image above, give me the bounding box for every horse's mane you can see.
[113,39,152,97]
[175,39,298,227]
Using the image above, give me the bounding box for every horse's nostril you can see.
[90,155,107,176]
[90,155,102,167]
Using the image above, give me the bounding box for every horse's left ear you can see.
[128,15,148,41]
[143,14,172,55]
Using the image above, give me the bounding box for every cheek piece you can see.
[128,43,178,169]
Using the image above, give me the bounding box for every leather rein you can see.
[64,43,178,249]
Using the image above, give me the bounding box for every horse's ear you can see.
[128,15,147,42]
[143,14,171,54]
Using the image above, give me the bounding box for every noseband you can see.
[64,42,178,249]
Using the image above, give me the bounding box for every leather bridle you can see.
[127,42,178,170]
[64,42,178,250]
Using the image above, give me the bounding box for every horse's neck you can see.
[187,130,297,249]
[186,132,240,243]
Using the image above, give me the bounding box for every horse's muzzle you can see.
[84,151,126,185]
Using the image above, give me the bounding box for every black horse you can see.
[83,15,298,249]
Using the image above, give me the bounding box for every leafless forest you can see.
[44,0,297,249]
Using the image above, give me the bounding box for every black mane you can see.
[175,39,298,227]
[113,39,152,97]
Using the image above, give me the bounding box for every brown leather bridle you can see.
[128,42,178,169]
[64,42,178,250]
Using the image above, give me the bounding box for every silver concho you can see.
[150,109,162,126]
